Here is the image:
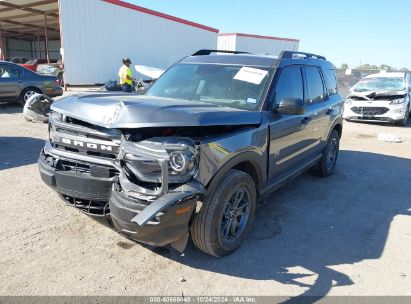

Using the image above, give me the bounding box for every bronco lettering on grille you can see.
[60,138,113,151]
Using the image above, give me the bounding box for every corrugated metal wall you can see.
[6,39,31,58]
[59,0,218,85]
[31,40,61,60]
[235,36,299,56]
[6,39,60,59]
[216,35,236,51]
[218,34,299,56]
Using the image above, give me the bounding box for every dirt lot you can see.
[0,102,410,297]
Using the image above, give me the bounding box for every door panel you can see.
[268,113,316,180]
[303,66,328,153]
[268,65,317,181]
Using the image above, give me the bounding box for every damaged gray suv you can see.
[39,50,343,257]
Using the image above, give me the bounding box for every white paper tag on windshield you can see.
[234,67,268,85]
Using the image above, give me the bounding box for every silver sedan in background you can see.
[0,61,63,106]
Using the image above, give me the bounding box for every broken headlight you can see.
[390,98,406,105]
[119,137,198,184]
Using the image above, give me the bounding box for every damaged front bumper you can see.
[109,136,204,250]
[343,101,408,122]
[110,180,204,250]
[39,132,205,250]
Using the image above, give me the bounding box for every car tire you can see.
[191,170,256,257]
[19,87,41,106]
[312,130,340,177]
[396,105,410,126]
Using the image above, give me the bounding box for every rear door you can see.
[268,65,317,180]
[302,66,329,153]
[0,63,22,99]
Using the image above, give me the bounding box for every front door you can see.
[268,65,317,181]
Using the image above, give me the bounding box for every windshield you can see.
[146,63,271,110]
[353,77,405,92]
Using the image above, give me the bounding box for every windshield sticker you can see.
[246,98,257,104]
[234,67,268,85]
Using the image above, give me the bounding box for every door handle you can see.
[301,116,312,124]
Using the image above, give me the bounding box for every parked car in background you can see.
[343,72,411,126]
[38,50,343,256]
[36,60,64,86]
[7,57,30,64]
[0,61,63,105]
[20,59,58,72]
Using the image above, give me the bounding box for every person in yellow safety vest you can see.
[118,58,136,93]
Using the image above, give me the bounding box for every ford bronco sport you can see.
[39,50,343,257]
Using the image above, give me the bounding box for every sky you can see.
[129,0,410,69]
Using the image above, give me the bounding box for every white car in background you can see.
[343,72,410,126]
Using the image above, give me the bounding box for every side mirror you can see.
[276,98,305,115]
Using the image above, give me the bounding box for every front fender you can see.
[195,125,268,192]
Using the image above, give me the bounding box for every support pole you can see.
[37,32,41,58]
[30,34,34,58]
[0,22,4,61]
[44,14,50,63]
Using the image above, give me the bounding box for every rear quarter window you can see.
[305,66,325,103]
[322,68,338,95]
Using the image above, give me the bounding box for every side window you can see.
[322,68,338,95]
[406,74,411,90]
[0,64,21,78]
[274,66,304,105]
[304,66,324,103]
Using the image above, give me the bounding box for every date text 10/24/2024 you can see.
[149,296,257,303]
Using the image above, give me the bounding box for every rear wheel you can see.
[19,87,41,106]
[312,130,340,177]
[191,170,256,257]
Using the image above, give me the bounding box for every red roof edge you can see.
[218,32,299,42]
[102,0,219,33]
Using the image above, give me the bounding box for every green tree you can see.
[341,63,349,69]
[400,67,409,72]
[379,64,392,71]
[356,64,379,70]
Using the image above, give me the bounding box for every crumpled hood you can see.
[51,93,262,129]
[348,90,408,100]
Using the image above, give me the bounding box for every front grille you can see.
[351,107,389,115]
[50,114,121,162]
[60,194,110,216]
[58,159,119,178]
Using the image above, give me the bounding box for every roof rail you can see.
[192,49,250,56]
[280,51,326,60]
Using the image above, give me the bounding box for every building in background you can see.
[218,33,299,56]
[0,0,60,62]
[0,0,218,85]
[59,0,219,85]
[0,0,301,86]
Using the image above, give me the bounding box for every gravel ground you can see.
[0,101,410,297]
